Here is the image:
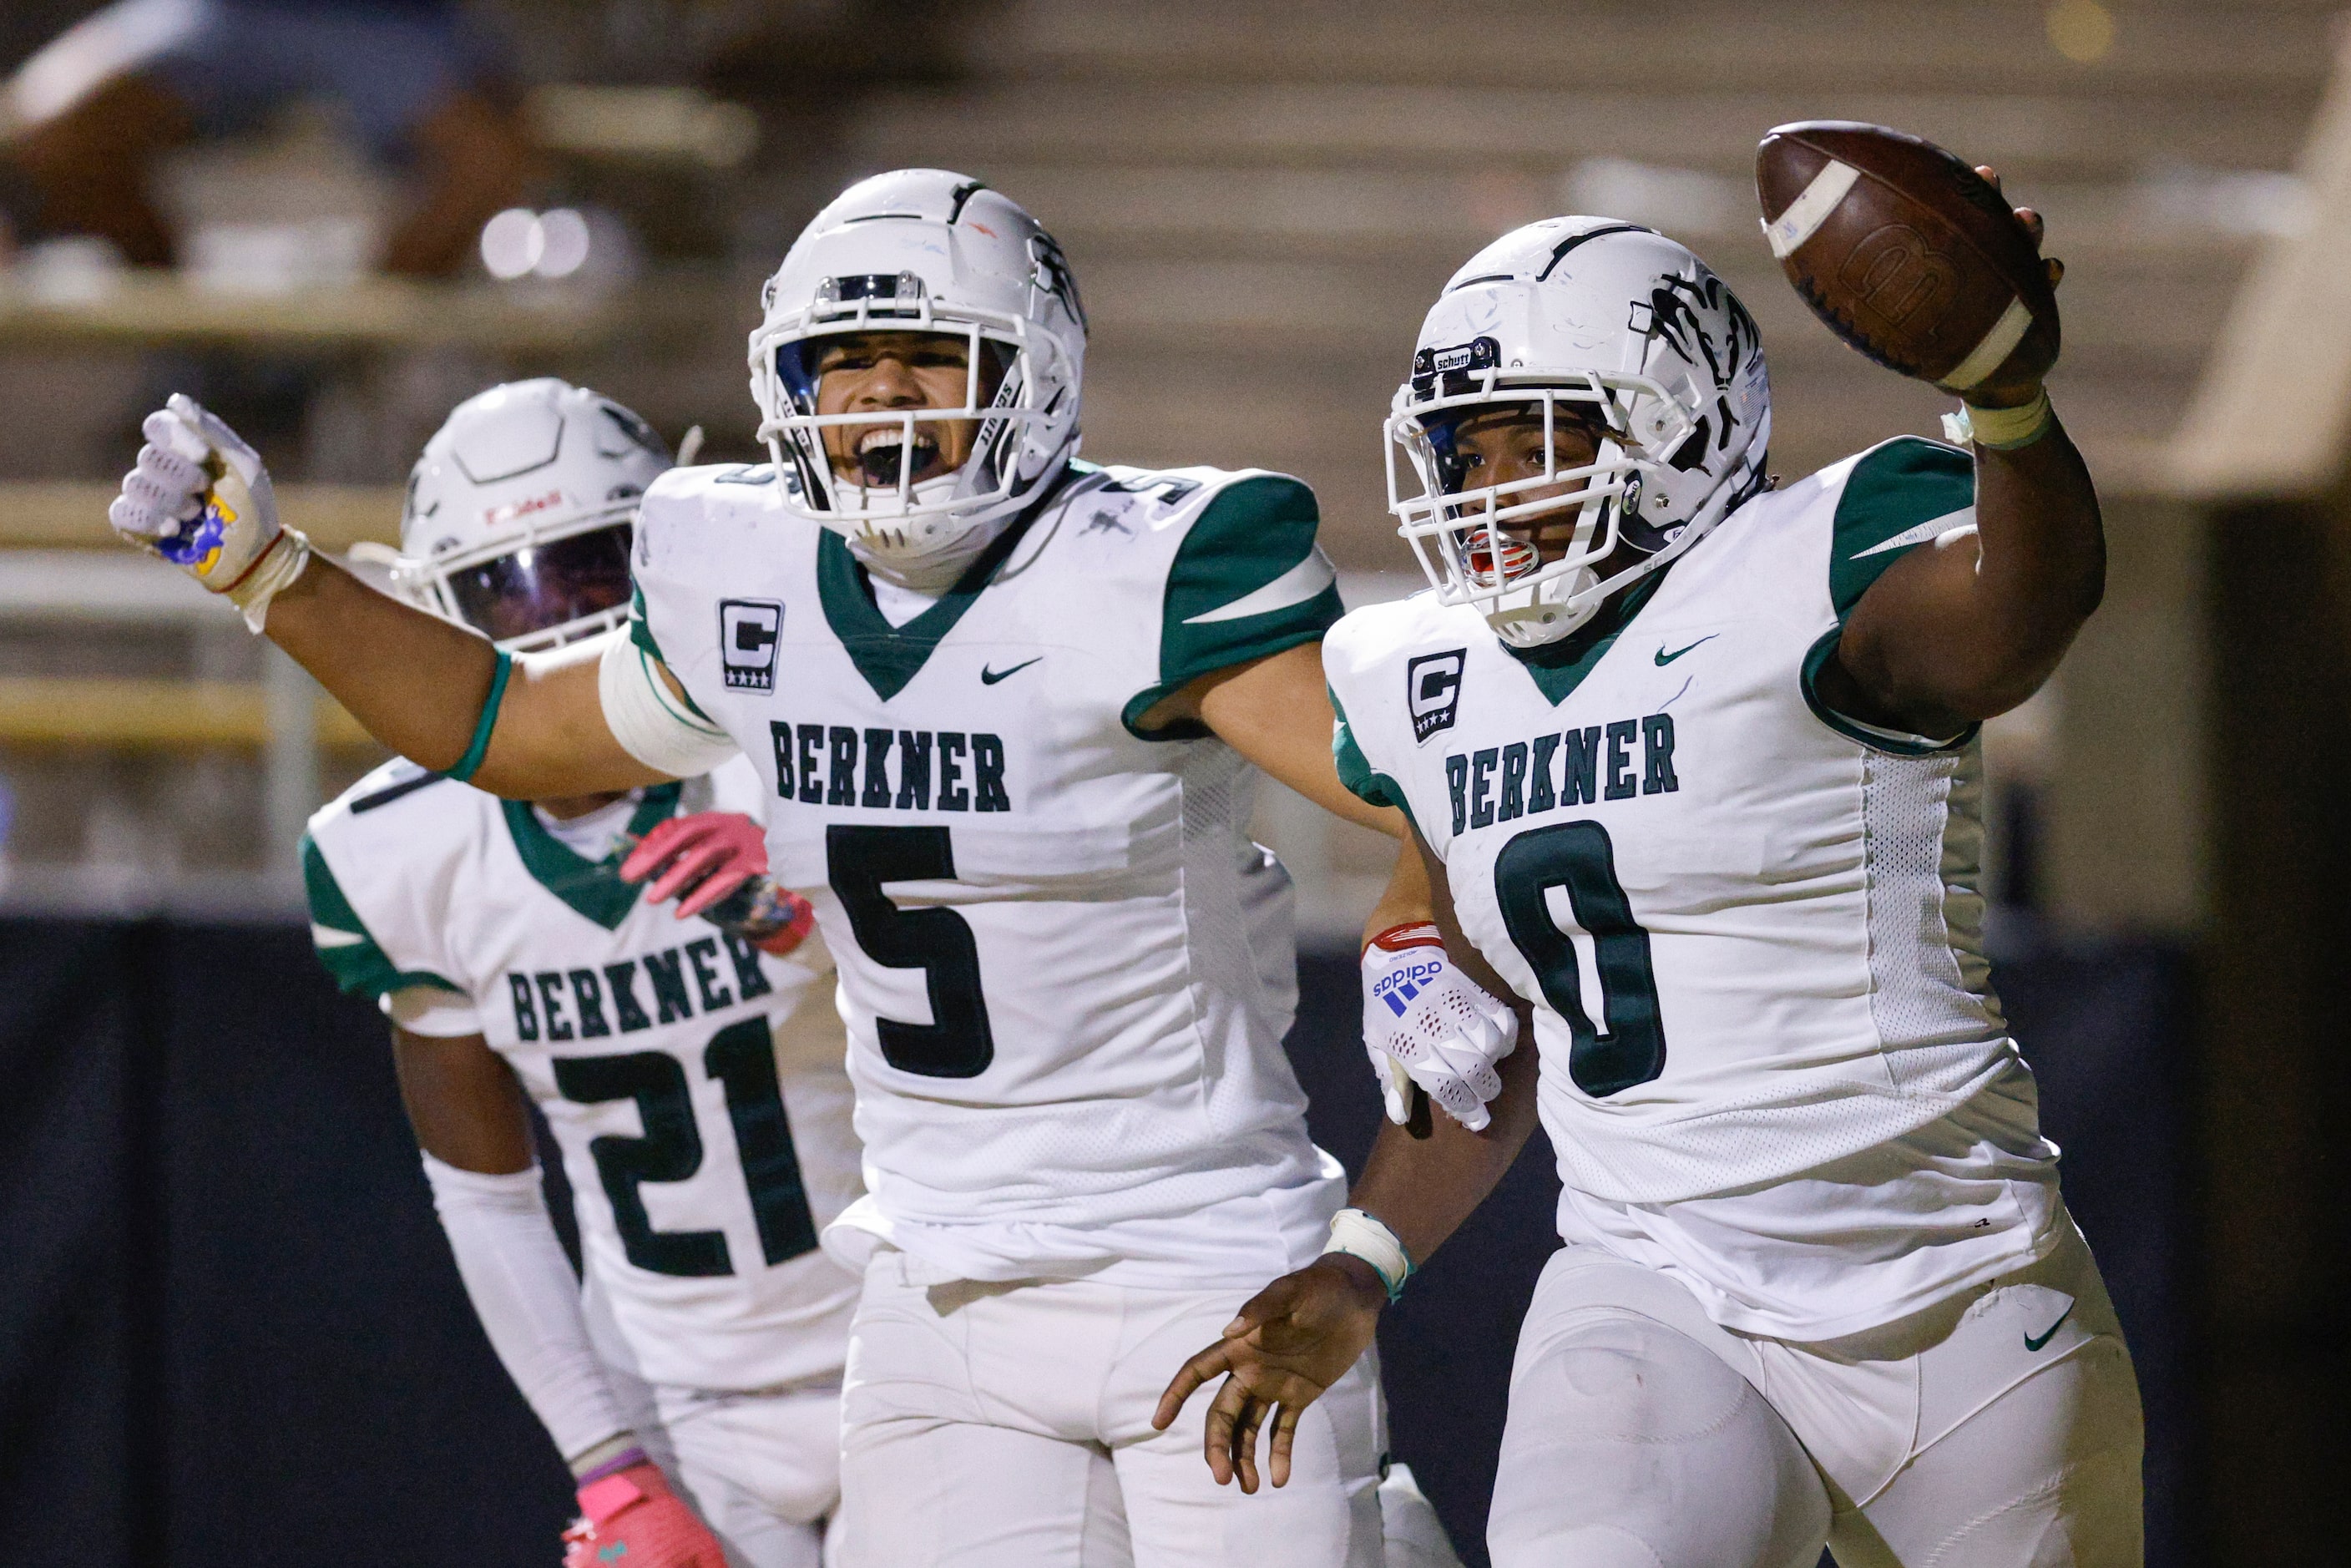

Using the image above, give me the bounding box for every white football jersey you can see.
[302,756,864,1391]
[628,458,1348,1287]
[1327,438,2062,1333]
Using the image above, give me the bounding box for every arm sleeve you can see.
[1800,437,1981,755]
[301,833,463,999]
[420,1152,631,1466]
[1122,474,1346,738]
[382,984,485,1039]
[597,620,739,778]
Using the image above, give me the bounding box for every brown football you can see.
[1756,120,2057,395]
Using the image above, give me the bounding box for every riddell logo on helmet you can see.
[483,489,567,527]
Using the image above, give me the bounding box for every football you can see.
[1756,120,2058,396]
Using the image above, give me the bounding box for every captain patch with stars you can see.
[720,598,784,690]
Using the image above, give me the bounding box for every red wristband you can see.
[1365,922,1443,956]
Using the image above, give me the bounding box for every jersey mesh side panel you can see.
[1171,748,1324,1249]
[1939,749,2002,1009]
[1547,743,2018,1204]
[1861,745,2008,1073]
[978,746,1318,1210]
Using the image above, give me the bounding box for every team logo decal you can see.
[720,599,783,690]
[1408,650,1467,743]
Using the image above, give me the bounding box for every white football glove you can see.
[1362,923,1518,1133]
[110,393,307,631]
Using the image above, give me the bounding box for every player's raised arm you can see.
[107,395,677,797]
[1786,161,2105,740]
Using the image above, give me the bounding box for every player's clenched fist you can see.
[109,394,310,630]
[561,1460,725,1568]
[1361,923,1517,1131]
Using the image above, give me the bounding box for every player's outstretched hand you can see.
[621,811,816,956]
[1361,923,1518,1132]
[1153,1257,1387,1494]
[109,396,293,618]
[561,1461,725,1568]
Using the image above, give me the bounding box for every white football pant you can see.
[1489,1213,2143,1568]
[833,1250,1390,1567]
[640,1380,842,1568]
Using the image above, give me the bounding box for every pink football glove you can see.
[619,812,815,956]
[560,1461,724,1568]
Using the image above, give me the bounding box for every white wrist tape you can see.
[1942,388,2055,452]
[1322,1207,1414,1302]
[420,1153,629,1463]
[224,526,311,633]
[594,630,738,778]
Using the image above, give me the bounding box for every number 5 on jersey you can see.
[827,824,997,1078]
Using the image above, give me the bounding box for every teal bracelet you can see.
[445,650,513,784]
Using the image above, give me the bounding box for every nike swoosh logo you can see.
[1654,635,1716,666]
[1852,505,1975,559]
[1181,547,1337,625]
[979,656,1043,685]
[2024,1302,2074,1352]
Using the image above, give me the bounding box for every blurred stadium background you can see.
[0,3,2343,1564]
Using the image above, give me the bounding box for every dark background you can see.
[0,918,2187,1567]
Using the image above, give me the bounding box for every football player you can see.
[1157,206,2146,1568]
[299,379,864,1567]
[111,174,1466,1567]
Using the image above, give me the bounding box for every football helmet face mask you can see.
[1386,220,1772,647]
[391,379,671,653]
[747,169,1087,572]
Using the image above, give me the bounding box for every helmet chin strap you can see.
[817,452,1004,593]
[1491,574,1596,647]
[1486,443,1767,650]
[837,443,1074,593]
[847,509,1013,593]
[1482,490,1608,648]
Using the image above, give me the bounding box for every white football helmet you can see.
[746,169,1087,571]
[390,378,671,652]
[1386,219,1772,647]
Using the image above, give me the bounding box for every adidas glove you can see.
[109,394,308,631]
[1362,923,1518,1133]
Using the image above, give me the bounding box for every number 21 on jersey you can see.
[553,1017,821,1277]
